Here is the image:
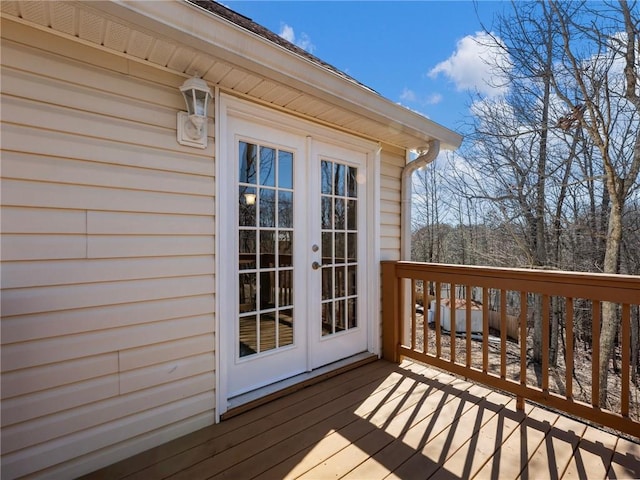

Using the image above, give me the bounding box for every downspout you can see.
[401,140,440,261]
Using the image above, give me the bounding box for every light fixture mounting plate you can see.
[177,111,208,149]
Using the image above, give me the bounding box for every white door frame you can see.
[215,92,381,418]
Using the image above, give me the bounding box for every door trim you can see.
[215,92,380,418]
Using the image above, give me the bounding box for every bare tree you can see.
[549,0,640,405]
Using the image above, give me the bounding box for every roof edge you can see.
[84,0,464,150]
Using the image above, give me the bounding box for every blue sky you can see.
[224,1,511,134]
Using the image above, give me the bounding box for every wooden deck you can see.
[84,360,640,480]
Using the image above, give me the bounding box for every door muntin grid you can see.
[320,159,358,336]
[238,141,294,358]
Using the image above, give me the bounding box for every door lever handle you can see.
[312,261,321,270]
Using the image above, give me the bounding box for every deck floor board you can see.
[81,360,640,480]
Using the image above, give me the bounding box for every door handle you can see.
[312,261,321,270]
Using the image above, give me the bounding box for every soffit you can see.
[0,0,462,151]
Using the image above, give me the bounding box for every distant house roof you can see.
[188,0,377,95]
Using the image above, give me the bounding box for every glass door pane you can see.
[320,160,359,336]
[238,141,295,358]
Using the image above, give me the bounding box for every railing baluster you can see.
[411,278,417,351]
[435,282,442,359]
[501,289,507,380]
[592,301,600,407]
[400,277,406,349]
[542,294,550,392]
[422,279,428,355]
[450,282,456,365]
[518,291,527,411]
[483,288,489,374]
[466,285,472,368]
[566,297,574,401]
[621,303,630,417]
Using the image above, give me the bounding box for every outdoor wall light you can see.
[244,193,257,205]
[177,75,212,149]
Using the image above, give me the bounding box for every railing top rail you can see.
[383,260,640,303]
[384,260,640,283]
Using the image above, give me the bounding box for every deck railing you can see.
[381,261,640,438]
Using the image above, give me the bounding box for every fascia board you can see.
[85,0,462,150]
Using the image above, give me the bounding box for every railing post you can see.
[382,261,400,363]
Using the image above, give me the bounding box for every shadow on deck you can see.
[83,360,640,480]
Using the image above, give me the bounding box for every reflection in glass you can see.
[347,233,357,261]
[278,231,293,267]
[334,163,345,196]
[279,309,294,346]
[319,160,359,337]
[260,231,275,268]
[348,166,357,198]
[239,230,256,269]
[335,266,345,297]
[335,300,346,332]
[322,267,332,301]
[321,160,333,194]
[279,270,293,307]
[347,200,357,230]
[239,315,257,357]
[348,265,357,296]
[348,298,357,328]
[322,232,333,265]
[260,271,275,310]
[335,232,346,263]
[335,198,345,230]
[260,189,276,228]
[260,147,276,187]
[321,197,332,229]
[279,151,293,189]
[278,191,293,228]
[260,312,276,352]
[239,187,256,227]
[237,140,295,360]
[239,273,256,313]
[239,142,257,184]
[322,302,333,336]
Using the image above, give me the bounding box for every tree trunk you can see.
[598,198,623,406]
[532,18,554,365]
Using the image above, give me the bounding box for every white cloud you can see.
[279,24,295,43]
[279,23,316,53]
[400,88,417,102]
[400,88,442,106]
[426,93,443,105]
[429,31,510,98]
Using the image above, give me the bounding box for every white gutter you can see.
[401,140,440,261]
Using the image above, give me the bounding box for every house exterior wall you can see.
[379,144,405,261]
[1,22,216,479]
[0,17,407,480]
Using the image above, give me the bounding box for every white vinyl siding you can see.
[379,145,405,261]
[0,24,215,480]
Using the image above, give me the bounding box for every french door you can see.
[308,140,368,369]
[221,96,371,402]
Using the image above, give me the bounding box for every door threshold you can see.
[221,352,378,421]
